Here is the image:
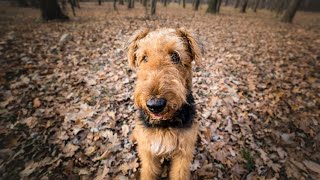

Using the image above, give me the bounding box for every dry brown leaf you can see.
[303,160,320,174]
[33,98,41,108]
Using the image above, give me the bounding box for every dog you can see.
[126,27,202,180]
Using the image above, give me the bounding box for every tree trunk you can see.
[119,0,124,5]
[68,0,76,16]
[253,0,260,12]
[225,0,228,6]
[151,0,157,15]
[142,0,147,6]
[281,0,302,23]
[75,0,80,8]
[207,0,218,13]
[182,0,186,8]
[40,0,69,21]
[216,0,222,12]
[113,0,119,11]
[128,0,134,8]
[240,0,248,13]
[164,0,167,7]
[98,0,101,5]
[194,0,200,10]
[234,0,240,8]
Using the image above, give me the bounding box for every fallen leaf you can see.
[33,98,41,108]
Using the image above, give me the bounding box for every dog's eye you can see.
[142,56,148,63]
[170,52,180,64]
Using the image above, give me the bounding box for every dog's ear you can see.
[176,28,203,66]
[125,28,149,69]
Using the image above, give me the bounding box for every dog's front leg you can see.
[137,145,161,180]
[169,152,193,180]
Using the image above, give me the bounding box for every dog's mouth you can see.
[149,112,166,120]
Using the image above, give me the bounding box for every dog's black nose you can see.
[146,98,167,113]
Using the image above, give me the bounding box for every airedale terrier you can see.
[126,28,202,180]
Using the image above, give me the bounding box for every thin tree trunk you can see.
[225,0,228,6]
[128,0,134,8]
[207,0,218,13]
[216,0,222,12]
[75,0,80,8]
[113,0,119,12]
[240,0,248,13]
[194,0,200,10]
[234,0,240,8]
[183,0,186,8]
[119,0,124,5]
[142,0,147,6]
[253,0,260,12]
[40,0,69,20]
[68,0,76,16]
[281,0,302,23]
[164,0,167,7]
[151,0,157,15]
[98,0,101,5]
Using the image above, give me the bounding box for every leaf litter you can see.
[0,2,320,179]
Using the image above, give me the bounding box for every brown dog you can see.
[126,28,202,180]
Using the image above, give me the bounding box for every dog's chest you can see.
[148,129,180,157]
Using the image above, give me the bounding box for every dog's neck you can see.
[137,93,196,129]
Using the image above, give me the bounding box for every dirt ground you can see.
[0,2,319,179]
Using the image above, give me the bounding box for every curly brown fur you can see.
[127,28,202,180]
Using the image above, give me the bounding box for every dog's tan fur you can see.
[127,28,202,180]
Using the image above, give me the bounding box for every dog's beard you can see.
[137,93,196,128]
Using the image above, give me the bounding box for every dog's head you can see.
[126,28,202,121]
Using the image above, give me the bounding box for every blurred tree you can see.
[194,0,200,10]
[114,0,118,11]
[217,0,222,12]
[40,0,69,20]
[253,0,260,12]
[207,0,218,13]
[119,0,124,5]
[69,0,76,16]
[128,0,134,8]
[234,0,240,8]
[183,0,186,8]
[225,0,228,6]
[151,0,157,15]
[98,0,102,5]
[240,0,248,12]
[164,0,167,7]
[142,0,147,6]
[281,0,302,23]
[75,0,80,8]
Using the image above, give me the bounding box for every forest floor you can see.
[0,2,320,179]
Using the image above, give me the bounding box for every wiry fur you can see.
[127,28,202,180]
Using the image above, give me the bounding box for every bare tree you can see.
[40,0,69,20]
[194,0,200,10]
[281,0,302,23]
[151,0,157,15]
[253,0,260,12]
[234,0,240,8]
[183,0,186,8]
[207,0,218,13]
[98,0,102,5]
[142,0,147,6]
[114,0,119,12]
[128,0,134,8]
[216,0,222,12]
[163,0,167,7]
[240,0,248,13]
